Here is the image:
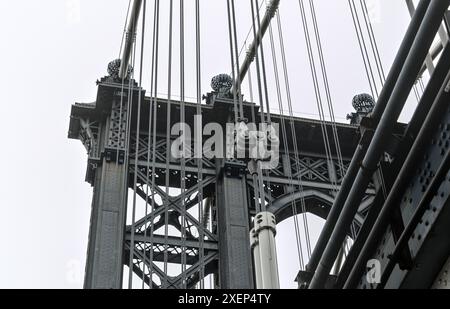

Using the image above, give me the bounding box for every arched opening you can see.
[276,213,325,289]
[269,190,356,289]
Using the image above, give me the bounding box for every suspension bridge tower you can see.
[68,0,450,289]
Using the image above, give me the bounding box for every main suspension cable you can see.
[119,0,134,59]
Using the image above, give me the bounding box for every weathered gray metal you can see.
[238,0,280,84]
[69,74,370,288]
[307,0,433,286]
[119,0,143,79]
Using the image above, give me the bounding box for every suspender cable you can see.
[194,0,206,289]
[298,0,339,204]
[348,0,378,98]
[268,12,306,269]
[254,0,275,212]
[247,71,263,214]
[230,0,245,119]
[276,8,313,263]
[419,78,426,93]
[179,0,188,289]
[126,33,138,290]
[227,0,240,122]
[308,1,362,245]
[250,0,267,125]
[413,83,421,102]
[248,65,266,216]
[254,0,272,126]
[360,0,386,84]
[117,0,142,287]
[130,0,147,289]
[146,0,160,288]
[117,0,141,165]
[308,0,346,180]
[275,10,307,269]
[163,0,173,289]
[248,0,266,219]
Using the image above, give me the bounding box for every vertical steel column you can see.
[84,98,129,289]
[216,160,254,289]
[84,162,128,289]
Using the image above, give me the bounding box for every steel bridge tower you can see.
[68,0,450,289]
[68,72,377,288]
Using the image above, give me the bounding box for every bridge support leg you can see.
[84,160,128,289]
[216,161,254,289]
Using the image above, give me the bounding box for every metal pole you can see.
[336,41,450,288]
[333,240,346,276]
[309,0,450,289]
[119,0,143,79]
[344,65,450,288]
[238,0,280,84]
[254,212,280,289]
[306,0,431,277]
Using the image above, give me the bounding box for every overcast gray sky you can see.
[0,0,415,289]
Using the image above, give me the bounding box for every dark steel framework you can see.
[68,0,450,290]
[307,0,450,289]
[69,77,377,288]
